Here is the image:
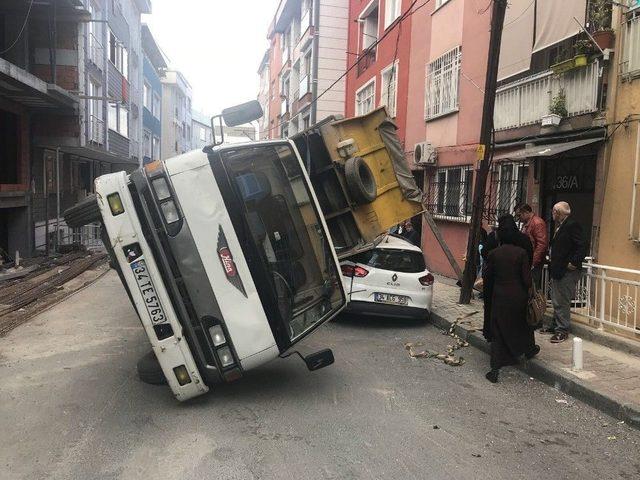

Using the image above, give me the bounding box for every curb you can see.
[431,310,640,430]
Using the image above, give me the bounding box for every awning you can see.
[494,137,604,161]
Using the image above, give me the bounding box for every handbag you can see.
[527,281,546,327]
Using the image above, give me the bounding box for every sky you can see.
[143,0,280,117]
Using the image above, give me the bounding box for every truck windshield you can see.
[220,144,343,341]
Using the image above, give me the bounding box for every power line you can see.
[266,0,431,135]
[0,0,35,55]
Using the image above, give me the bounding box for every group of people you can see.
[479,201,587,383]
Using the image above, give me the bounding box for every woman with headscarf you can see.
[482,218,539,383]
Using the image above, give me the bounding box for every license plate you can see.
[130,259,166,324]
[374,292,409,306]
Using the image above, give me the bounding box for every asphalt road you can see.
[1,272,639,480]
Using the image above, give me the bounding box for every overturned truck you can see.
[64,103,422,401]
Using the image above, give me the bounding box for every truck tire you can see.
[63,195,101,228]
[137,350,167,385]
[344,157,377,205]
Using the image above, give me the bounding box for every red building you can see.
[345,0,413,143]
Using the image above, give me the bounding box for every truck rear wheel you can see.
[344,156,377,205]
[63,194,101,228]
[137,350,167,385]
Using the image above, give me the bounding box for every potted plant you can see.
[573,39,592,67]
[551,47,576,74]
[542,89,567,127]
[590,0,615,50]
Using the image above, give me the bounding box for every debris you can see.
[617,421,625,425]
[555,399,569,405]
[607,436,617,440]
[433,425,440,430]
[471,453,482,458]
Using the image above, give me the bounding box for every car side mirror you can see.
[303,349,334,371]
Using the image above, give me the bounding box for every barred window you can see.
[425,166,473,221]
[487,162,529,222]
[425,46,461,120]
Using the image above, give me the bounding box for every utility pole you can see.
[459,0,508,304]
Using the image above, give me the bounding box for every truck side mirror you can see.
[222,100,263,127]
[303,349,334,371]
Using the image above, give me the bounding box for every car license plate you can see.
[374,292,409,306]
[130,259,166,324]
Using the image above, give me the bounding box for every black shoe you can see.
[550,331,569,343]
[525,345,540,359]
[539,326,555,335]
[485,369,499,383]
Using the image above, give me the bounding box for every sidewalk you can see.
[430,275,640,429]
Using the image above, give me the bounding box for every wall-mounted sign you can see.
[554,175,579,191]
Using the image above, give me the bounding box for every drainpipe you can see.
[630,125,640,240]
[55,147,61,253]
[310,0,321,124]
[44,156,49,256]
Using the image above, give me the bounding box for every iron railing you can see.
[424,165,473,222]
[484,161,529,224]
[542,259,640,337]
[357,47,376,77]
[88,114,104,145]
[425,46,461,120]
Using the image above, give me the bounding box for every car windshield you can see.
[351,248,426,273]
[221,143,343,341]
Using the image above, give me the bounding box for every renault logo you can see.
[392,273,398,282]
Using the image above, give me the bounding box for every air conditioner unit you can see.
[414,141,437,166]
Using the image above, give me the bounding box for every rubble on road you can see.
[0,250,109,336]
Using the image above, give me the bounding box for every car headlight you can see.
[160,200,180,224]
[152,177,172,201]
[208,325,226,346]
[217,346,234,368]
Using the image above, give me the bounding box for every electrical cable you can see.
[0,0,35,55]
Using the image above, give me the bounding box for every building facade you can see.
[141,24,165,165]
[257,50,270,140]
[160,69,192,158]
[260,0,349,139]
[191,110,212,150]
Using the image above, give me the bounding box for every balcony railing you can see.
[494,60,600,131]
[542,259,640,337]
[88,33,104,70]
[357,47,376,77]
[88,115,104,145]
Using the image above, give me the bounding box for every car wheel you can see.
[344,156,377,205]
[137,350,167,385]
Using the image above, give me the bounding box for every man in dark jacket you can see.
[547,201,587,343]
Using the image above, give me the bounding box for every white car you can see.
[340,235,434,319]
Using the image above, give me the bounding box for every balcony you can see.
[88,115,104,145]
[357,47,376,77]
[88,33,104,71]
[494,60,600,131]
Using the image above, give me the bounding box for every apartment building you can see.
[141,24,165,165]
[257,50,270,139]
[260,0,349,139]
[344,0,412,140]
[192,110,256,149]
[160,70,192,158]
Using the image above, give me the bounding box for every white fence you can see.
[542,259,640,336]
[494,60,600,131]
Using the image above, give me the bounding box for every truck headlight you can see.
[107,193,125,216]
[217,347,234,368]
[152,177,172,201]
[173,365,192,386]
[160,200,180,224]
[209,325,226,346]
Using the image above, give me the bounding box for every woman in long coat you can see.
[483,226,539,383]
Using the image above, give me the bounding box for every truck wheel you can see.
[344,157,377,205]
[63,195,101,228]
[137,350,167,385]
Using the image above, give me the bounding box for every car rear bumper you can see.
[345,300,430,320]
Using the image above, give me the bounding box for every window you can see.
[280,73,290,115]
[351,249,426,273]
[199,126,207,142]
[302,112,311,130]
[301,0,312,30]
[299,49,312,97]
[152,92,161,118]
[108,30,128,79]
[108,103,128,137]
[384,0,401,29]
[359,1,379,50]
[143,82,151,110]
[143,130,151,158]
[436,0,452,9]
[152,136,160,161]
[425,46,461,120]
[356,79,376,116]
[380,62,398,117]
[621,14,640,77]
[426,166,473,221]
[493,163,529,220]
[280,123,289,139]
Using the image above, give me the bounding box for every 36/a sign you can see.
[554,175,579,190]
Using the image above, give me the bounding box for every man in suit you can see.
[546,201,587,343]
